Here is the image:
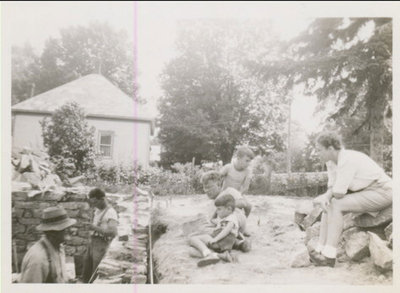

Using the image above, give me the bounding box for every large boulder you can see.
[384,223,392,249]
[291,248,312,268]
[294,201,313,230]
[300,207,323,230]
[344,231,370,261]
[354,206,392,228]
[368,232,392,272]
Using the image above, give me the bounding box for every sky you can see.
[5,2,344,134]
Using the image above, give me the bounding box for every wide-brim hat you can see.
[36,206,77,231]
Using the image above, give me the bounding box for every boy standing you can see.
[219,146,255,216]
[189,193,239,267]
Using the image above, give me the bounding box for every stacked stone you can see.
[12,186,92,271]
[94,192,151,284]
[292,201,393,272]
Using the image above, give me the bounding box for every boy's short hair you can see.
[201,171,221,185]
[88,188,106,199]
[316,131,343,150]
[235,145,255,159]
[214,193,236,211]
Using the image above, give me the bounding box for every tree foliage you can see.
[11,43,41,104]
[250,18,392,165]
[40,102,96,179]
[12,22,139,104]
[158,20,287,167]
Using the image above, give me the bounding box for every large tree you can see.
[11,43,41,104]
[158,20,287,167]
[251,18,392,166]
[12,22,139,104]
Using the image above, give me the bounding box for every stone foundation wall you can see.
[12,187,93,272]
[94,192,151,284]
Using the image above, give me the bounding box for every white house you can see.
[12,74,154,168]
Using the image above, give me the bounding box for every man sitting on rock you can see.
[189,193,240,267]
[81,188,118,282]
[310,131,392,267]
[201,171,252,252]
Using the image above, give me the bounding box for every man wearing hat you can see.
[19,206,76,283]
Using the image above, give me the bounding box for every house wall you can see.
[12,113,151,168]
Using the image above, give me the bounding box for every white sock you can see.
[322,245,337,259]
[202,249,211,257]
[315,243,323,253]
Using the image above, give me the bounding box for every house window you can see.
[98,131,114,158]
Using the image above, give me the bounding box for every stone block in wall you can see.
[66,209,80,218]
[16,232,40,241]
[14,201,39,209]
[78,210,92,220]
[40,190,66,202]
[19,218,41,225]
[23,209,33,218]
[77,230,90,238]
[12,182,31,193]
[131,274,147,284]
[12,191,28,201]
[59,202,80,210]
[13,208,25,218]
[67,236,86,246]
[12,223,26,235]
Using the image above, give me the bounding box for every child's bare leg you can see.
[189,235,214,257]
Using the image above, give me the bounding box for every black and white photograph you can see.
[1,1,398,292]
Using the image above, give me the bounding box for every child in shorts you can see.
[201,171,252,252]
[219,146,255,217]
[189,193,239,267]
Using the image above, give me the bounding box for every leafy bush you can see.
[41,102,96,181]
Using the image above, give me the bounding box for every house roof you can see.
[12,74,154,132]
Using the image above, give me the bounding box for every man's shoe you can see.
[309,252,336,268]
[197,253,220,267]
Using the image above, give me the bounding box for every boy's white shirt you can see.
[215,213,239,237]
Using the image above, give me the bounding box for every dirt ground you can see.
[152,194,393,285]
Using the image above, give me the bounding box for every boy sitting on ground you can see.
[201,171,252,252]
[189,193,239,267]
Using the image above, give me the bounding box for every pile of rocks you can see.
[94,190,151,284]
[292,201,393,272]
[11,147,65,198]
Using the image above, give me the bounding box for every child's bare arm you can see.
[240,171,252,194]
[210,222,234,243]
